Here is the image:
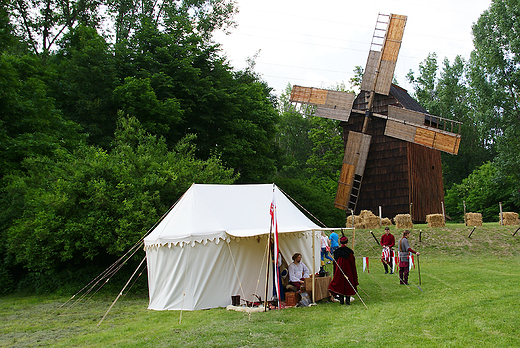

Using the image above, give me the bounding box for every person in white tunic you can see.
[288,253,310,291]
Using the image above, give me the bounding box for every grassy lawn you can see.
[1,223,519,347]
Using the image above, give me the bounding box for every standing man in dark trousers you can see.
[380,226,395,274]
[328,236,358,305]
[398,230,420,285]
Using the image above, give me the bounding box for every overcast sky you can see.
[213,0,492,96]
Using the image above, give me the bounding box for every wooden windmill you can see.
[289,14,462,221]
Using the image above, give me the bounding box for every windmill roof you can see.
[389,84,428,114]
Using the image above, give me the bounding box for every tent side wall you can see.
[146,232,320,311]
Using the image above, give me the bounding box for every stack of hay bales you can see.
[501,212,520,226]
[426,214,445,228]
[360,210,381,229]
[394,214,413,229]
[346,210,383,229]
[346,214,363,228]
[465,213,482,226]
[381,217,393,226]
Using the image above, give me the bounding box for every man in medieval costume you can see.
[380,226,395,274]
[398,230,420,285]
[328,236,358,305]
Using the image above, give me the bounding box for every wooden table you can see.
[304,276,331,302]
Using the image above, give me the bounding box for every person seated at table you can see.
[288,253,310,291]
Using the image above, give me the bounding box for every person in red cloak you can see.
[328,236,358,305]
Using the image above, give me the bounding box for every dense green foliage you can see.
[0,0,274,292]
[406,0,520,220]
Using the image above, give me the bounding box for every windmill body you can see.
[343,85,445,222]
[289,13,462,223]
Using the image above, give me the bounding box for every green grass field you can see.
[2,223,519,347]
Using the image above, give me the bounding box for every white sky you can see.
[213,0,492,96]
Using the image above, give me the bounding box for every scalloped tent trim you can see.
[143,230,313,250]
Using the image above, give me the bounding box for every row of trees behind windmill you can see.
[0,0,518,293]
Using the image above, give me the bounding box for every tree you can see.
[407,53,493,188]
[445,161,519,222]
[0,53,83,178]
[7,0,237,54]
[0,0,16,52]
[2,116,236,278]
[471,0,520,184]
[108,0,237,43]
[50,25,118,147]
[8,0,103,55]
[275,84,313,176]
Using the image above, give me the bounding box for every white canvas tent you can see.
[144,183,325,311]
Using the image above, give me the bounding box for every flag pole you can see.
[264,223,272,311]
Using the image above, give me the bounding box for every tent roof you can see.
[144,184,321,247]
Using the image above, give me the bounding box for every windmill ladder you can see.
[348,174,363,213]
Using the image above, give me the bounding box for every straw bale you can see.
[381,217,393,226]
[346,215,363,229]
[465,213,482,226]
[426,214,445,228]
[501,212,519,226]
[394,214,413,229]
[365,215,381,229]
[359,210,374,219]
[346,210,380,229]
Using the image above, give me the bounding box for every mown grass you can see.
[1,223,519,347]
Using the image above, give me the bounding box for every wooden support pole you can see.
[463,200,467,226]
[499,202,503,226]
[468,226,476,238]
[512,227,520,237]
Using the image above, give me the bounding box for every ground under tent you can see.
[144,183,343,311]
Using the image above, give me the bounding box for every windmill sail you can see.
[289,86,356,122]
[382,105,462,155]
[335,131,371,211]
[360,14,407,95]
